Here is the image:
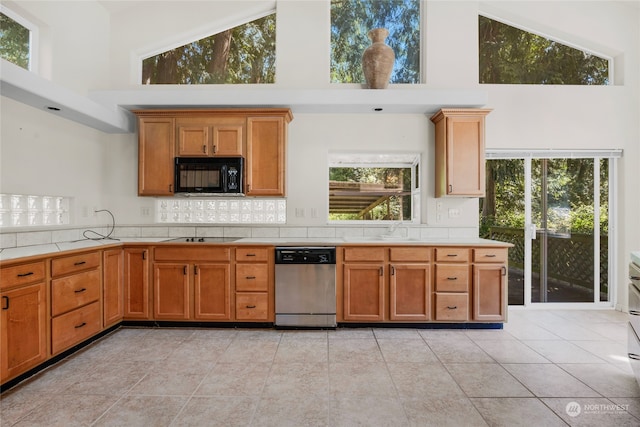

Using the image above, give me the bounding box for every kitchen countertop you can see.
[0,236,511,262]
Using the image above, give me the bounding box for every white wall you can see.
[1,0,638,309]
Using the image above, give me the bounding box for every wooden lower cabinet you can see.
[154,263,191,320]
[0,282,47,383]
[103,249,124,327]
[124,247,151,320]
[51,301,101,355]
[235,292,269,320]
[343,263,385,321]
[390,263,431,321]
[473,263,507,321]
[235,247,273,321]
[194,264,231,320]
[434,293,469,321]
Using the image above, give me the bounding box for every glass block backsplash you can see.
[0,194,70,227]
[156,198,286,224]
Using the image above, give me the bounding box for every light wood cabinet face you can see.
[51,252,100,277]
[246,116,286,196]
[51,269,101,316]
[1,282,47,382]
[434,264,470,292]
[473,264,506,321]
[390,264,431,321]
[0,261,45,291]
[138,117,175,196]
[124,248,150,320]
[103,249,124,327]
[431,109,491,198]
[234,246,273,322]
[51,301,101,355]
[235,292,269,320]
[434,293,469,321]
[153,263,190,320]
[177,124,243,157]
[343,263,385,321]
[194,263,231,320]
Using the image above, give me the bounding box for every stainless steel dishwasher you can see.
[275,247,336,328]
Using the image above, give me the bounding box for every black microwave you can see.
[175,157,244,195]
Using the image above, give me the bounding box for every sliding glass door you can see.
[481,152,616,306]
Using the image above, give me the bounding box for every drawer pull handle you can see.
[2,296,8,310]
[631,276,640,281]
[74,261,86,266]
[74,288,87,293]
[246,305,256,309]
[17,271,34,277]
[446,254,458,257]
[447,277,458,281]
[629,353,640,361]
[485,254,497,258]
[75,322,87,329]
[630,310,640,316]
[245,253,257,257]
[447,306,458,310]
[502,266,507,276]
[246,276,256,280]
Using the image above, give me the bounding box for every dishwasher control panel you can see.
[275,247,336,264]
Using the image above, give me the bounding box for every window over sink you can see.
[328,152,420,222]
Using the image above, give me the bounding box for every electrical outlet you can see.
[311,208,318,218]
[82,206,89,218]
[295,208,305,218]
[436,201,443,211]
[448,208,461,218]
[141,207,151,217]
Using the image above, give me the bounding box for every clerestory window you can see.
[0,6,37,71]
[142,13,275,84]
[479,15,610,85]
[329,153,420,222]
[330,0,421,84]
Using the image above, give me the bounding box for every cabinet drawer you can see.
[155,246,230,262]
[474,248,508,263]
[435,265,469,292]
[0,261,46,290]
[235,292,269,320]
[236,247,270,262]
[435,248,469,262]
[51,269,101,316]
[389,247,431,262]
[343,247,386,262]
[236,264,269,291]
[51,301,101,354]
[52,252,100,277]
[434,293,469,321]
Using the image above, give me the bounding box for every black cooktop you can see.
[165,237,240,243]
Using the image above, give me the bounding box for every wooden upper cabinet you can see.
[430,109,491,198]
[176,116,244,157]
[136,115,175,196]
[246,113,291,196]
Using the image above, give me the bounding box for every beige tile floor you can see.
[1,309,640,426]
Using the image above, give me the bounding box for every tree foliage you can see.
[0,12,30,69]
[479,15,609,85]
[331,0,420,84]
[142,14,275,84]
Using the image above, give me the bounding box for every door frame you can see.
[486,149,621,309]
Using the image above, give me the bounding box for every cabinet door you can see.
[390,263,431,321]
[138,117,175,196]
[103,249,124,327]
[246,116,285,196]
[1,282,47,382]
[445,115,485,196]
[473,264,507,321]
[124,248,151,320]
[212,125,243,156]
[153,263,190,320]
[177,125,209,156]
[343,263,385,321]
[194,263,231,320]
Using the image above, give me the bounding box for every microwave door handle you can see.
[221,164,228,192]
